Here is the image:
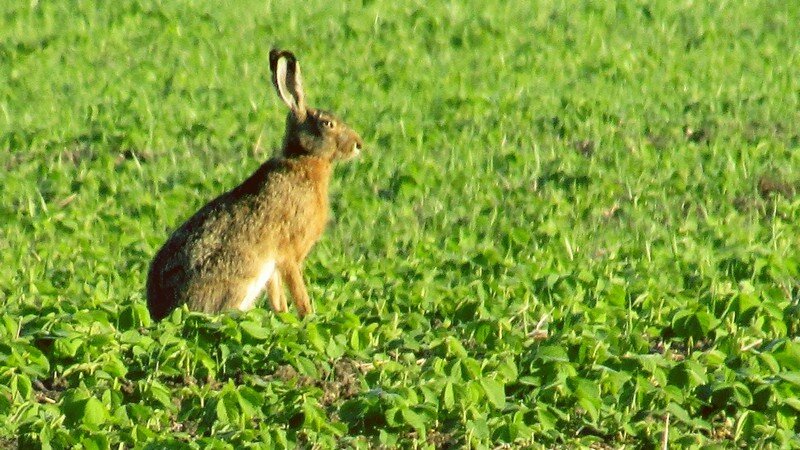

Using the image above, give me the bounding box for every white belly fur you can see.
[238,260,275,311]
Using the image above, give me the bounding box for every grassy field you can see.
[2,0,800,448]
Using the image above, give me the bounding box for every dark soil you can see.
[32,377,68,404]
[758,175,796,199]
[265,358,367,406]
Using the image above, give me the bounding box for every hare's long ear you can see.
[269,49,307,121]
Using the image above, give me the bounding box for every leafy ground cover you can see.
[2,0,800,448]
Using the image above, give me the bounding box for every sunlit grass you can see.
[1,0,799,447]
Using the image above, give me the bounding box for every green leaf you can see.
[147,381,173,409]
[446,336,468,358]
[326,338,345,359]
[733,292,761,318]
[295,356,319,378]
[240,321,271,340]
[758,353,780,374]
[448,360,463,381]
[401,407,426,433]
[54,338,82,358]
[672,311,720,339]
[80,434,109,450]
[666,402,692,424]
[118,303,151,330]
[443,381,455,409]
[305,324,327,353]
[13,374,32,400]
[237,386,263,418]
[536,405,559,431]
[480,378,506,409]
[82,397,109,427]
[734,410,751,441]
[782,397,800,412]
[102,355,128,378]
[777,371,800,386]
[668,360,708,388]
[571,378,600,422]
[496,357,519,383]
[732,382,753,407]
[774,342,800,371]
[463,358,483,379]
[62,389,91,426]
[467,418,490,440]
[1,316,18,338]
[535,345,569,363]
[303,397,326,430]
[605,283,626,307]
[216,397,230,424]
[349,328,361,351]
[465,380,484,405]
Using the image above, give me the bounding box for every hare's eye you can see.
[321,119,335,129]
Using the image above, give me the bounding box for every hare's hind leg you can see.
[267,271,287,313]
[280,261,313,317]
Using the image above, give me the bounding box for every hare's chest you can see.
[238,260,276,311]
[296,185,329,236]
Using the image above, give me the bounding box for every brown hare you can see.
[146,49,363,321]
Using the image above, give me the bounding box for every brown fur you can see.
[146,49,363,321]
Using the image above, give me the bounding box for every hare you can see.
[146,49,363,321]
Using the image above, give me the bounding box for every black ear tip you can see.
[269,48,281,69]
[269,49,297,69]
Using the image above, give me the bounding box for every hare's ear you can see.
[269,49,307,121]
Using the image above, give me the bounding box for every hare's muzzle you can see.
[340,130,364,160]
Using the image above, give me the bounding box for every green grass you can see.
[2,0,800,448]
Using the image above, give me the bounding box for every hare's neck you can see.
[298,156,332,189]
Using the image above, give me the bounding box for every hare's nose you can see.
[353,136,364,152]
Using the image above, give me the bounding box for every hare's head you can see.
[269,49,363,161]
